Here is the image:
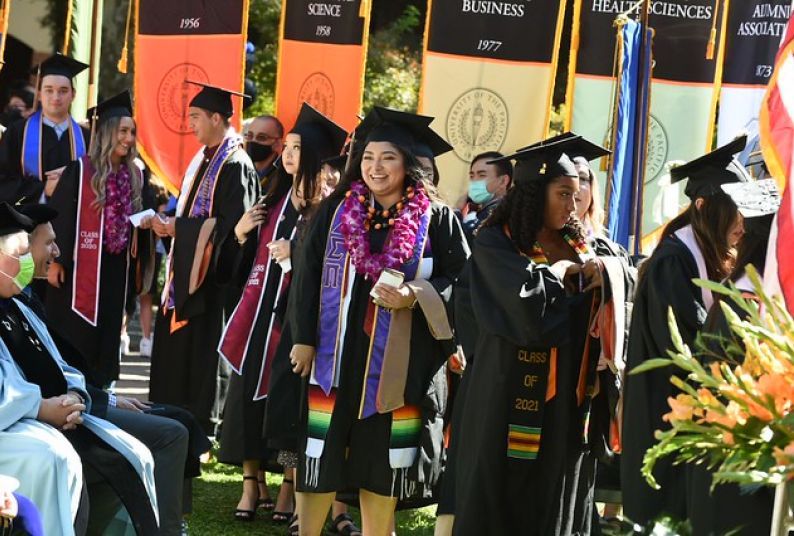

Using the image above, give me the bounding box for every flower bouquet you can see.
[634,266,794,491]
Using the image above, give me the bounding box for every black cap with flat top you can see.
[33,53,89,80]
[414,127,454,160]
[354,107,435,151]
[670,135,750,199]
[518,132,610,166]
[290,102,348,162]
[0,202,35,236]
[17,203,58,226]
[489,136,582,185]
[186,80,248,118]
[87,90,133,125]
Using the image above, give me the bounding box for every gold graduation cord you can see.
[117,0,134,73]
[62,0,74,55]
[543,0,570,137]
[562,0,583,131]
[0,0,11,72]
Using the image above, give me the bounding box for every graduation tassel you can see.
[705,0,720,60]
[0,0,11,73]
[117,0,134,73]
[62,0,74,55]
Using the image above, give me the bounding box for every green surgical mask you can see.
[468,180,494,205]
[0,252,35,291]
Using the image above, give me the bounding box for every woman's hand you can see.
[234,205,268,243]
[151,215,176,238]
[372,283,416,310]
[267,239,291,263]
[580,259,603,292]
[290,344,316,377]
[47,262,65,289]
[116,396,151,413]
[138,216,154,230]
[37,395,85,430]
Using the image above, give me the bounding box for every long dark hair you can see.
[329,141,441,204]
[657,190,739,281]
[729,214,773,282]
[483,177,585,255]
[262,133,323,214]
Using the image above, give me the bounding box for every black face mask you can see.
[247,141,274,163]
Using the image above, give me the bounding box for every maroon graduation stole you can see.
[71,156,103,326]
[218,192,293,399]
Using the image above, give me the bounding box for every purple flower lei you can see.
[103,164,133,254]
[340,180,430,282]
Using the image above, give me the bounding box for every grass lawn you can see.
[188,459,438,535]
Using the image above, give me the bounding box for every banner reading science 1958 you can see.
[134,0,249,193]
[275,0,371,133]
[419,0,568,204]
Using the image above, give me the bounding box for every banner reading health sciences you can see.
[275,0,371,133]
[717,1,791,145]
[135,0,248,192]
[419,0,567,204]
[569,0,725,240]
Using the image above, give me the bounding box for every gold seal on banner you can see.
[446,88,508,163]
[644,115,669,181]
[298,72,336,117]
[158,63,210,134]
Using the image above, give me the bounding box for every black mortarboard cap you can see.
[0,178,44,207]
[87,90,133,125]
[322,154,348,171]
[355,107,434,151]
[33,53,89,80]
[720,178,780,218]
[17,203,58,226]
[518,131,610,166]
[0,202,35,236]
[489,136,580,185]
[290,103,348,162]
[186,81,248,118]
[414,127,453,160]
[670,135,750,199]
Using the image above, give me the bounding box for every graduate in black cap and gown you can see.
[621,136,750,525]
[452,136,633,535]
[148,82,259,434]
[216,102,346,523]
[288,107,468,535]
[0,54,90,200]
[44,91,154,388]
[413,128,453,187]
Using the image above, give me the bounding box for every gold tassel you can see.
[117,0,133,73]
[62,0,74,55]
[706,0,720,59]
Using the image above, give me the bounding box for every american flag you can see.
[760,14,794,312]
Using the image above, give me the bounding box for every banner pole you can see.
[630,0,651,254]
[86,0,100,110]
[0,0,11,72]
[62,0,74,55]
[543,0,570,137]
[563,0,583,131]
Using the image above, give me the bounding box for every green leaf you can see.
[629,358,674,375]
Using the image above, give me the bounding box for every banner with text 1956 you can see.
[419,0,567,204]
[275,0,371,133]
[134,0,249,192]
[717,0,791,145]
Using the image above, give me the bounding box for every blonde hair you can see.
[88,116,142,212]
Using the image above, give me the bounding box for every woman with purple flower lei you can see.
[288,107,469,536]
[47,90,153,388]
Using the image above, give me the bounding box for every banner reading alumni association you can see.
[419,0,567,203]
[275,0,371,133]
[134,0,249,192]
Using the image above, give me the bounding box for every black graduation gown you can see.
[217,190,299,465]
[148,148,259,434]
[45,160,152,388]
[291,198,468,497]
[0,298,158,535]
[453,226,622,536]
[621,234,707,525]
[0,117,90,187]
[686,292,774,535]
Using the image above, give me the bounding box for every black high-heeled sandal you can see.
[257,479,275,510]
[271,477,294,523]
[234,475,258,522]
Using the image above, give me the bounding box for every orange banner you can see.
[275,0,371,132]
[134,0,249,192]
